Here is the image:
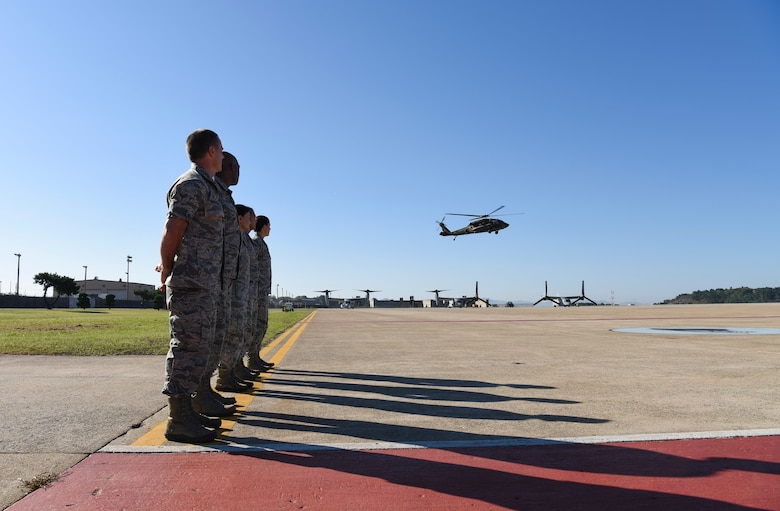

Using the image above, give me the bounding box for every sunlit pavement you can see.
[6,305,780,510]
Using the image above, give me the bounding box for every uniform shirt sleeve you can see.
[167,173,202,222]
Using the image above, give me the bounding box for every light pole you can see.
[13,253,21,296]
[83,266,88,295]
[126,255,132,301]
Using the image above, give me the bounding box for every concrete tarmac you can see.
[2,304,779,509]
[0,355,166,509]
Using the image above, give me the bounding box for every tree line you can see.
[661,286,780,304]
[33,272,164,309]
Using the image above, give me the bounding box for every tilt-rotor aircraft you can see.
[357,289,381,302]
[426,289,450,305]
[438,206,520,238]
[314,289,339,307]
[533,281,597,307]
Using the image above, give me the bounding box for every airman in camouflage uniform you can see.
[216,204,256,391]
[248,215,274,372]
[192,152,242,415]
[158,129,224,444]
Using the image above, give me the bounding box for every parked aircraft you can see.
[533,281,597,307]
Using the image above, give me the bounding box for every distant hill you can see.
[661,287,780,304]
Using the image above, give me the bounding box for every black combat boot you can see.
[165,396,217,444]
[213,390,237,406]
[247,352,274,372]
[194,374,236,406]
[192,386,237,417]
[202,377,237,405]
[234,360,260,381]
[193,411,221,429]
[216,368,253,392]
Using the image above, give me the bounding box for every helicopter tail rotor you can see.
[437,217,451,236]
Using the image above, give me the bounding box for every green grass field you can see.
[0,308,312,356]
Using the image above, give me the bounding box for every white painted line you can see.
[100,428,780,454]
[613,327,780,335]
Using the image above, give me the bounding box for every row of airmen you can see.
[158,129,274,443]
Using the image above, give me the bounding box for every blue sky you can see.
[1,0,779,305]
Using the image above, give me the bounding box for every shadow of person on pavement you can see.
[225,427,775,511]
[220,368,778,510]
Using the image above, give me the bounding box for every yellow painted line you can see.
[136,419,169,446]
[132,311,316,446]
[263,310,316,366]
[260,323,296,351]
[259,309,317,356]
[215,392,254,432]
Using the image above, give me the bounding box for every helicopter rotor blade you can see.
[445,206,506,218]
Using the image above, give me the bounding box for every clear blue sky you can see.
[2,0,779,305]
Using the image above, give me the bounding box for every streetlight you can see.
[126,255,132,301]
[83,265,87,295]
[13,253,20,296]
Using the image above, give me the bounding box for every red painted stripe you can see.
[10,436,779,510]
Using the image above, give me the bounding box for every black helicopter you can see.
[438,206,518,238]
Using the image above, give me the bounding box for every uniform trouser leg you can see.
[205,281,232,377]
[238,291,258,370]
[215,285,253,391]
[219,280,249,371]
[163,287,216,398]
[249,294,269,355]
[235,294,260,380]
[247,295,271,371]
[192,280,239,412]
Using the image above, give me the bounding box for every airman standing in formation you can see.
[158,129,225,443]
[248,215,274,371]
[192,151,242,417]
[216,204,257,391]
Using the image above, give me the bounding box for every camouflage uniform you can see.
[249,234,272,356]
[244,232,261,352]
[205,177,240,377]
[163,164,224,398]
[219,231,252,369]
